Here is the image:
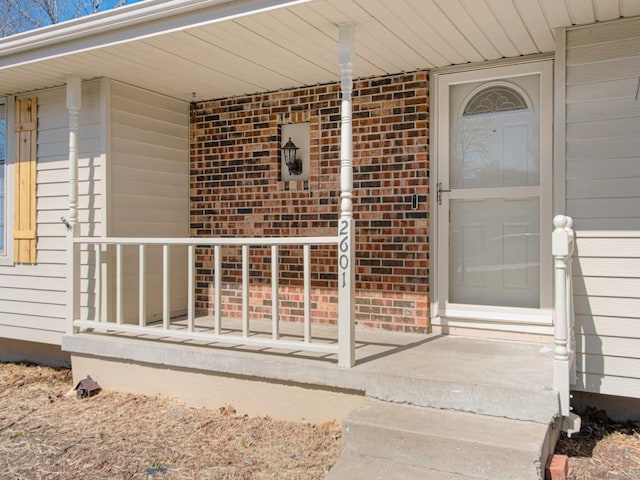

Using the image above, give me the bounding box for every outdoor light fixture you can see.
[282,137,302,175]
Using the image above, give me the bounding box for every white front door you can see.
[435,61,553,327]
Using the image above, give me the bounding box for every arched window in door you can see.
[462,83,529,117]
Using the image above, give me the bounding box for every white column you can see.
[66,76,82,333]
[337,23,355,368]
[552,214,570,417]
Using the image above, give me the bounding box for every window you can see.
[0,101,5,254]
[462,84,529,117]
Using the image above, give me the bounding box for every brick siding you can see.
[190,70,430,333]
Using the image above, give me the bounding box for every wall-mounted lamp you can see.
[281,137,303,175]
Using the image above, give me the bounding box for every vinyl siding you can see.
[0,80,103,344]
[564,17,640,399]
[107,81,189,322]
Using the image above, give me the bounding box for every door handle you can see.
[437,182,451,206]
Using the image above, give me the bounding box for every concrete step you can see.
[325,453,484,480]
[363,373,559,424]
[339,399,554,480]
[357,337,559,424]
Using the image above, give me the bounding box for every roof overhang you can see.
[1,0,638,101]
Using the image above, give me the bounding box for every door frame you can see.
[430,59,554,332]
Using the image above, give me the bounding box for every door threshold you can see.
[432,316,554,339]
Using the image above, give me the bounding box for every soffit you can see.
[0,0,638,101]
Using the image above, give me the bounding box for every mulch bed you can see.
[0,363,342,479]
[3,361,639,480]
[555,407,640,480]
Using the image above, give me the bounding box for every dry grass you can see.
[5,361,639,480]
[555,407,640,480]
[0,363,342,480]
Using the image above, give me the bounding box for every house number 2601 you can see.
[339,220,349,288]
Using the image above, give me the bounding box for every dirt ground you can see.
[555,407,640,480]
[2,362,639,480]
[0,363,342,480]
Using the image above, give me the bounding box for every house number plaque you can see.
[339,219,349,288]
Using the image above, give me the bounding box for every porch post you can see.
[66,76,81,333]
[337,23,355,368]
[552,215,570,417]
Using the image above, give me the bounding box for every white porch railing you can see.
[69,236,356,367]
[552,215,580,433]
[64,25,358,369]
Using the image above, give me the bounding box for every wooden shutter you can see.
[13,97,37,264]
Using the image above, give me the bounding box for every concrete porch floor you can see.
[62,317,559,424]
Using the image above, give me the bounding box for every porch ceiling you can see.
[1,0,639,101]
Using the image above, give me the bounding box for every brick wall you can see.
[190,70,430,333]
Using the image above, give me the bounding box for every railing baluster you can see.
[271,245,279,340]
[214,244,221,335]
[304,244,311,343]
[95,244,102,323]
[163,244,170,330]
[139,244,146,327]
[116,243,123,325]
[188,244,195,332]
[242,244,249,337]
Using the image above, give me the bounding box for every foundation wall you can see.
[0,338,70,367]
[70,354,364,423]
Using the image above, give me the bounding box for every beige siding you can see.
[107,81,189,322]
[0,80,103,344]
[564,17,640,399]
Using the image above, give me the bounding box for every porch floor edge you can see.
[61,330,559,424]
